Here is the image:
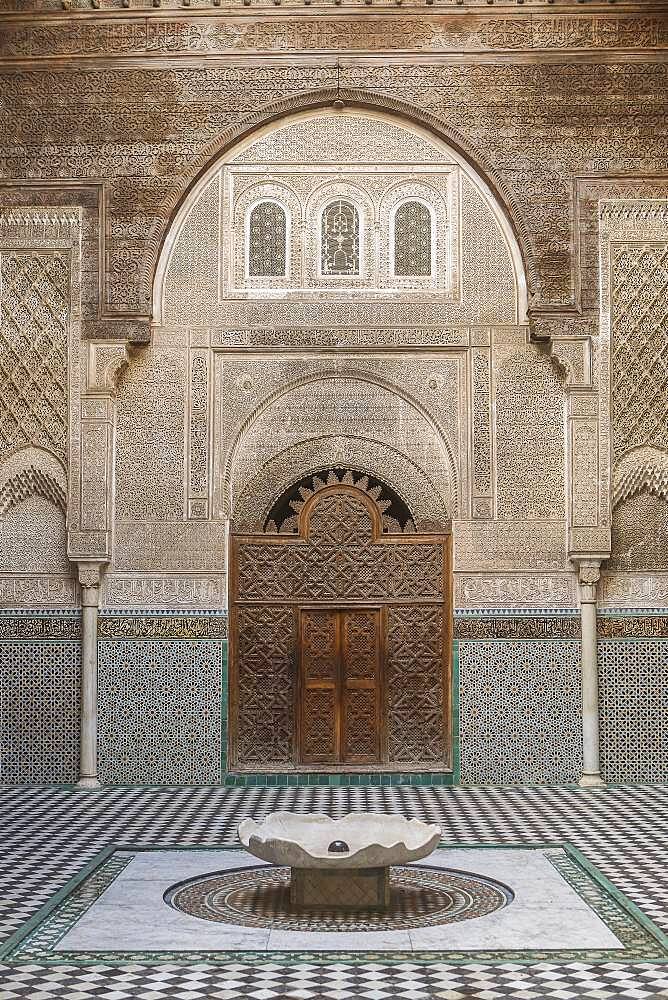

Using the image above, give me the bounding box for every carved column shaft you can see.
[576,561,606,789]
[78,564,103,789]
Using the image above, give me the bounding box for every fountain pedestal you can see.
[290,866,390,910]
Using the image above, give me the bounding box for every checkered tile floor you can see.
[2,784,668,998]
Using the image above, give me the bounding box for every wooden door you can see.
[299,608,380,765]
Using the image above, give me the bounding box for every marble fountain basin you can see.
[239,811,441,868]
[238,812,442,909]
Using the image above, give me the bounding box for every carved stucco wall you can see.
[1,45,664,613]
[600,202,668,607]
[111,109,555,607]
[0,12,667,785]
[0,216,80,608]
[0,11,665,316]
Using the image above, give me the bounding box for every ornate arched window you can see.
[321,200,360,276]
[247,200,287,277]
[393,200,432,277]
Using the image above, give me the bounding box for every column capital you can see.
[573,558,601,604]
[77,562,104,607]
[77,561,103,589]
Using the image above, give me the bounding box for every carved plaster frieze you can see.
[67,529,108,560]
[102,574,226,609]
[202,326,475,350]
[599,571,668,608]
[568,526,611,554]
[1,12,666,61]
[454,572,577,609]
[0,66,665,329]
[0,574,78,608]
[453,520,567,572]
[113,521,227,573]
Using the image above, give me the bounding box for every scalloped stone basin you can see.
[238,812,442,910]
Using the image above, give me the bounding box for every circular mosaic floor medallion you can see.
[165,865,511,932]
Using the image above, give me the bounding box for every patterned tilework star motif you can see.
[3,786,668,997]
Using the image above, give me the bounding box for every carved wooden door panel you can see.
[299,608,380,765]
[231,486,451,773]
[341,610,380,765]
[300,610,340,764]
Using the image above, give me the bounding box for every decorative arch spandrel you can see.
[222,368,459,523]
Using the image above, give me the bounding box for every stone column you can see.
[77,563,103,789]
[576,561,606,788]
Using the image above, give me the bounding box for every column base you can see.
[578,772,606,789]
[76,776,102,790]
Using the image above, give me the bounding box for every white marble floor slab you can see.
[55,847,624,953]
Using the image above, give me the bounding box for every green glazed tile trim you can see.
[5,841,667,966]
[220,643,228,775]
[221,772,454,787]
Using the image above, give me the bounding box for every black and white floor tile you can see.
[2,784,668,998]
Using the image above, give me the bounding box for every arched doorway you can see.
[229,478,451,774]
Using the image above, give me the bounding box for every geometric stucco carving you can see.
[0,210,81,605]
[221,368,459,525]
[86,342,131,394]
[3,85,666,611]
[232,436,450,533]
[601,200,668,575]
[158,110,523,331]
[126,108,589,610]
[612,445,668,509]
[0,211,134,587]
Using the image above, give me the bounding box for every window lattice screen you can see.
[248,201,287,277]
[393,200,432,277]
[321,200,359,276]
